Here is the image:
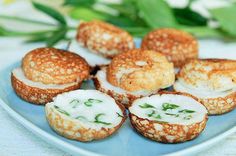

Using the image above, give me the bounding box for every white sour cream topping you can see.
[129,94,207,125]
[48,90,123,130]
[96,69,156,96]
[174,79,236,98]
[12,68,78,89]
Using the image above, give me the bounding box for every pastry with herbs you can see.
[141,28,198,68]
[128,92,208,143]
[174,59,236,115]
[94,49,175,107]
[11,47,90,104]
[45,90,126,142]
[76,20,135,61]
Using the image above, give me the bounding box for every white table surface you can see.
[1,1,236,156]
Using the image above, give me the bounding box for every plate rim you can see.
[1,66,236,156]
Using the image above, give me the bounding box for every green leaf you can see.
[139,103,155,109]
[209,5,236,36]
[0,15,56,26]
[137,0,177,28]
[173,8,207,26]
[54,105,70,116]
[24,35,51,43]
[122,27,151,37]
[32,1,67,25]
[46,27,67,47]
[0,25,56,37]
[63,0,96,6]
[180,26,225,38]
[69,7,110,21]
[162,103,179,111]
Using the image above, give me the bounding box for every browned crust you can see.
[11,73,82,105]
[175,58,236,115]
[22,47,90,85]
[141,28,198,68]
[93,76,141,108]
[107,49,175,91]
[173,86,236,115]
[45,102,126,142]
[177,59,236,87]
[129,113,207,143]
[128,91,208,143]
[199,92,236,115]
[76,20,135,58]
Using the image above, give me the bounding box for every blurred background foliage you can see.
[1,0,236,46]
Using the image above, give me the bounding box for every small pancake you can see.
[45,90,126,141]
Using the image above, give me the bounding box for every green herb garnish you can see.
[162,103,179,111]
[183,115,193,120]
[75,115,87,120]
[147,110,155,117]
[147,110,162,119]
[116,112,124,118]
[165,113,179,117]
[155,114,162,119]
[179,109,195,113]
[54,105,70,116]
[84,98,103,107]
[88,98,102,103]
[2,0,236,47]
[69,99,80,108]
[139,103,155,109]
[94,113,112,125]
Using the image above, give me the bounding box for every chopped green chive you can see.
[116,112,124,118]
[147,110,162,119]
[84,98,103,107]
[162,103,179,111]
[165,113,179,117]
[84,101,93,107]
[54,105,70,116]
[147,110,156,117]
[179,109,195,113]
[94,113,111,125]
[183,115,193,120]
[155,114,162,119]
[88,98,102,103]
[75,115,87,120]
[69,99,80,108]
[139,103,155,109]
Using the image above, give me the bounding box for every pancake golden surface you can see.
[76,21,135,58]
[178,59,236,91]
[107,49,175,92]
[174,59,236,115]
[22,47,90,85]
[141,28,198,67]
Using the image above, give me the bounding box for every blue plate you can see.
[1,62,236,156]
